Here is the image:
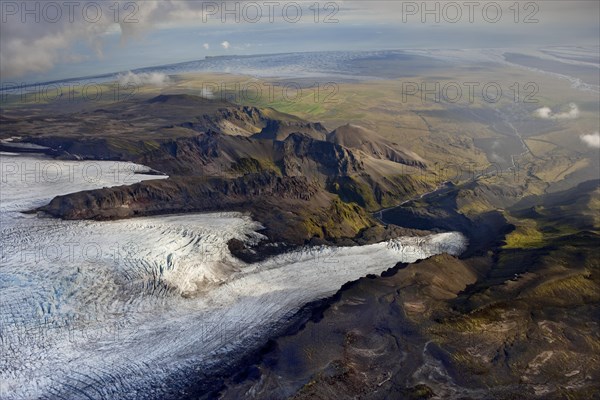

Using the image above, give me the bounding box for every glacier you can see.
[0,155,467,399]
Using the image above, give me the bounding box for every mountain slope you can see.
[14,95,438,243]
[214,181,600,400]
[327,123,426,167]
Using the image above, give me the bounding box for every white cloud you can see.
[3,1,598,80]
[0,1,231,79]
[221,41,230,49]
[534,103,580,120]
[117,71,170,87]
[580,132,600,149]
[534,107,552,118]
[203,43,210,50]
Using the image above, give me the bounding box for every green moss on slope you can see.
[302,197,374,239]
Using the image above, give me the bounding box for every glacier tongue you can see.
[0,155,467,399]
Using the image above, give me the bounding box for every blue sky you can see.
[1,1,599,83]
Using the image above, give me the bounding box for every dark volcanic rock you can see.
[38,172,318,220]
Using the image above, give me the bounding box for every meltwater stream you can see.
[0,155,467,399]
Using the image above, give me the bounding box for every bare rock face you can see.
[136,130,363,179]
[276,133,363,177]
[253,119,329,141]
[38,172,319,220]
[328,123,426,168]
[36,172,378,245]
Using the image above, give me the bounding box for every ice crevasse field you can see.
[0,154,467,399]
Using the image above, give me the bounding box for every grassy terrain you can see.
[216,177,600,399]
[143,66,598,200]
[2,57,598,399]
[4,61,596,202]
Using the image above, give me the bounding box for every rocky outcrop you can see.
[39,172,319,220]
[327,123,426,168]
[253,119,328,141]
[36,172,381,245]
[275,133,363,177]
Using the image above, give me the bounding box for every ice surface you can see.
[0,155,467,399]
[9,48,599,96]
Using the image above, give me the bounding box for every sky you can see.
[1,1,599,83]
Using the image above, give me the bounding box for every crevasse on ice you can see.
[0,155,467,399]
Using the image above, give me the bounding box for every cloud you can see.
[117,71,170,87]
[3,1,598,80]
[221,41,230,49]
[580,132,600,149]
[534,103,580,119]
[534,107,552,118]
[203,43,210,50]
[0,1,227,79]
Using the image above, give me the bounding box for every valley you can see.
[1,47,598,399]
